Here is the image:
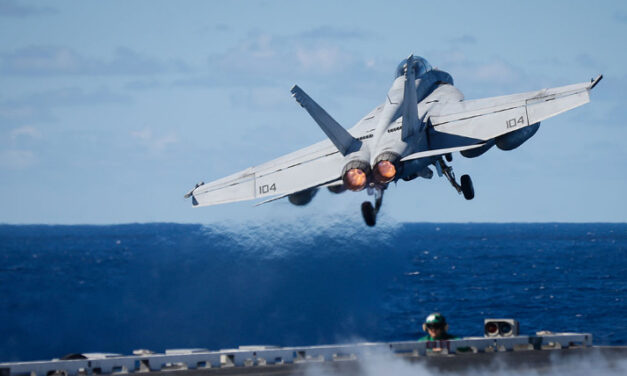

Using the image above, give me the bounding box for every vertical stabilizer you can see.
[291,85,360,156]
[401,55,419,141]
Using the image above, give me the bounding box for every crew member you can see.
[418,312,458,341]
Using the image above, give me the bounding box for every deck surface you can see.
[148,347,626,375]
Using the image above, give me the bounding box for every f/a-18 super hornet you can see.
[185,55,602,226]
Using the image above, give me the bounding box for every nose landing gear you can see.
[361,186,384,227]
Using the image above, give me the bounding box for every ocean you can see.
[0,222,625,362]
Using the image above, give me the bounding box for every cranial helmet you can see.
[422,312,449,332]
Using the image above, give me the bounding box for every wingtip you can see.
[184,182,204,199]
[590,74,603,90]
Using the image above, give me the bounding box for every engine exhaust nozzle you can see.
[343,168,367,191]
[373,160,396,184]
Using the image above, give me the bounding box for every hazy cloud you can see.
[171,75,277,89]
[0,149,36,169]
[528,56,568,67]
[197,23,230,34]
[229,86,290,110]
[130,128,178,152]
[202,30,394,103]
[0,125,42,169]
[472,60,524,84]
[450,34,477,45]
[0,0,56,17]
[298,26,371,40]
[0,87,130,125]
[295,45,355,74]
[171,76,224,89]
[1,46,189,76]
[16,87,130,107]
[429,50,529,93]
[0,102,53,125]
[10,125,41,141]
[124,80,163,91]
[208,30,373,81]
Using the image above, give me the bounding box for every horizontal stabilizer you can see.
[291,85,360,156]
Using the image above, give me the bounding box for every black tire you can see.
[461,174,475,200]
[445,153,453,162]
[361,201,376,227]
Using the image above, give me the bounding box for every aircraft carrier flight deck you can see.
[2,331,626,376]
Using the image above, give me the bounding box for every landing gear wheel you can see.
[445,153,453,162]
[461,174,474,200]
[361,201,376,227]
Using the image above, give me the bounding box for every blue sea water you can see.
[0,222,625,362]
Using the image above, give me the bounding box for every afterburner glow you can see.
[343,168,367,191]
[374,160,396,183]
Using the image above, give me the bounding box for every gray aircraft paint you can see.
[187,56,601,218]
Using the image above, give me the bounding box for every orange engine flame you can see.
[343,168,367,191]
[374,160,396,183]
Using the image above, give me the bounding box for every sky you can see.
[0,0,625,224]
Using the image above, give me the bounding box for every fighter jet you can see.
[185,55,602,226]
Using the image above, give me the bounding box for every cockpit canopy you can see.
[394,56,432,79]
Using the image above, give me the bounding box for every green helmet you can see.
[425,312,446,325]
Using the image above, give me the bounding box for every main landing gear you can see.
[437,157,475,200]
[361,187,384,227]
[359,156,474,227]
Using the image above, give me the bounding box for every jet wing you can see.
[189,140,344,207]
[427,76,601,140]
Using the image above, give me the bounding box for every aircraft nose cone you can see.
[344,168,367,191]
[374,160,396,183]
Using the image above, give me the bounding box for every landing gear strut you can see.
[361,186,383,227]
[437,158,474,200]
